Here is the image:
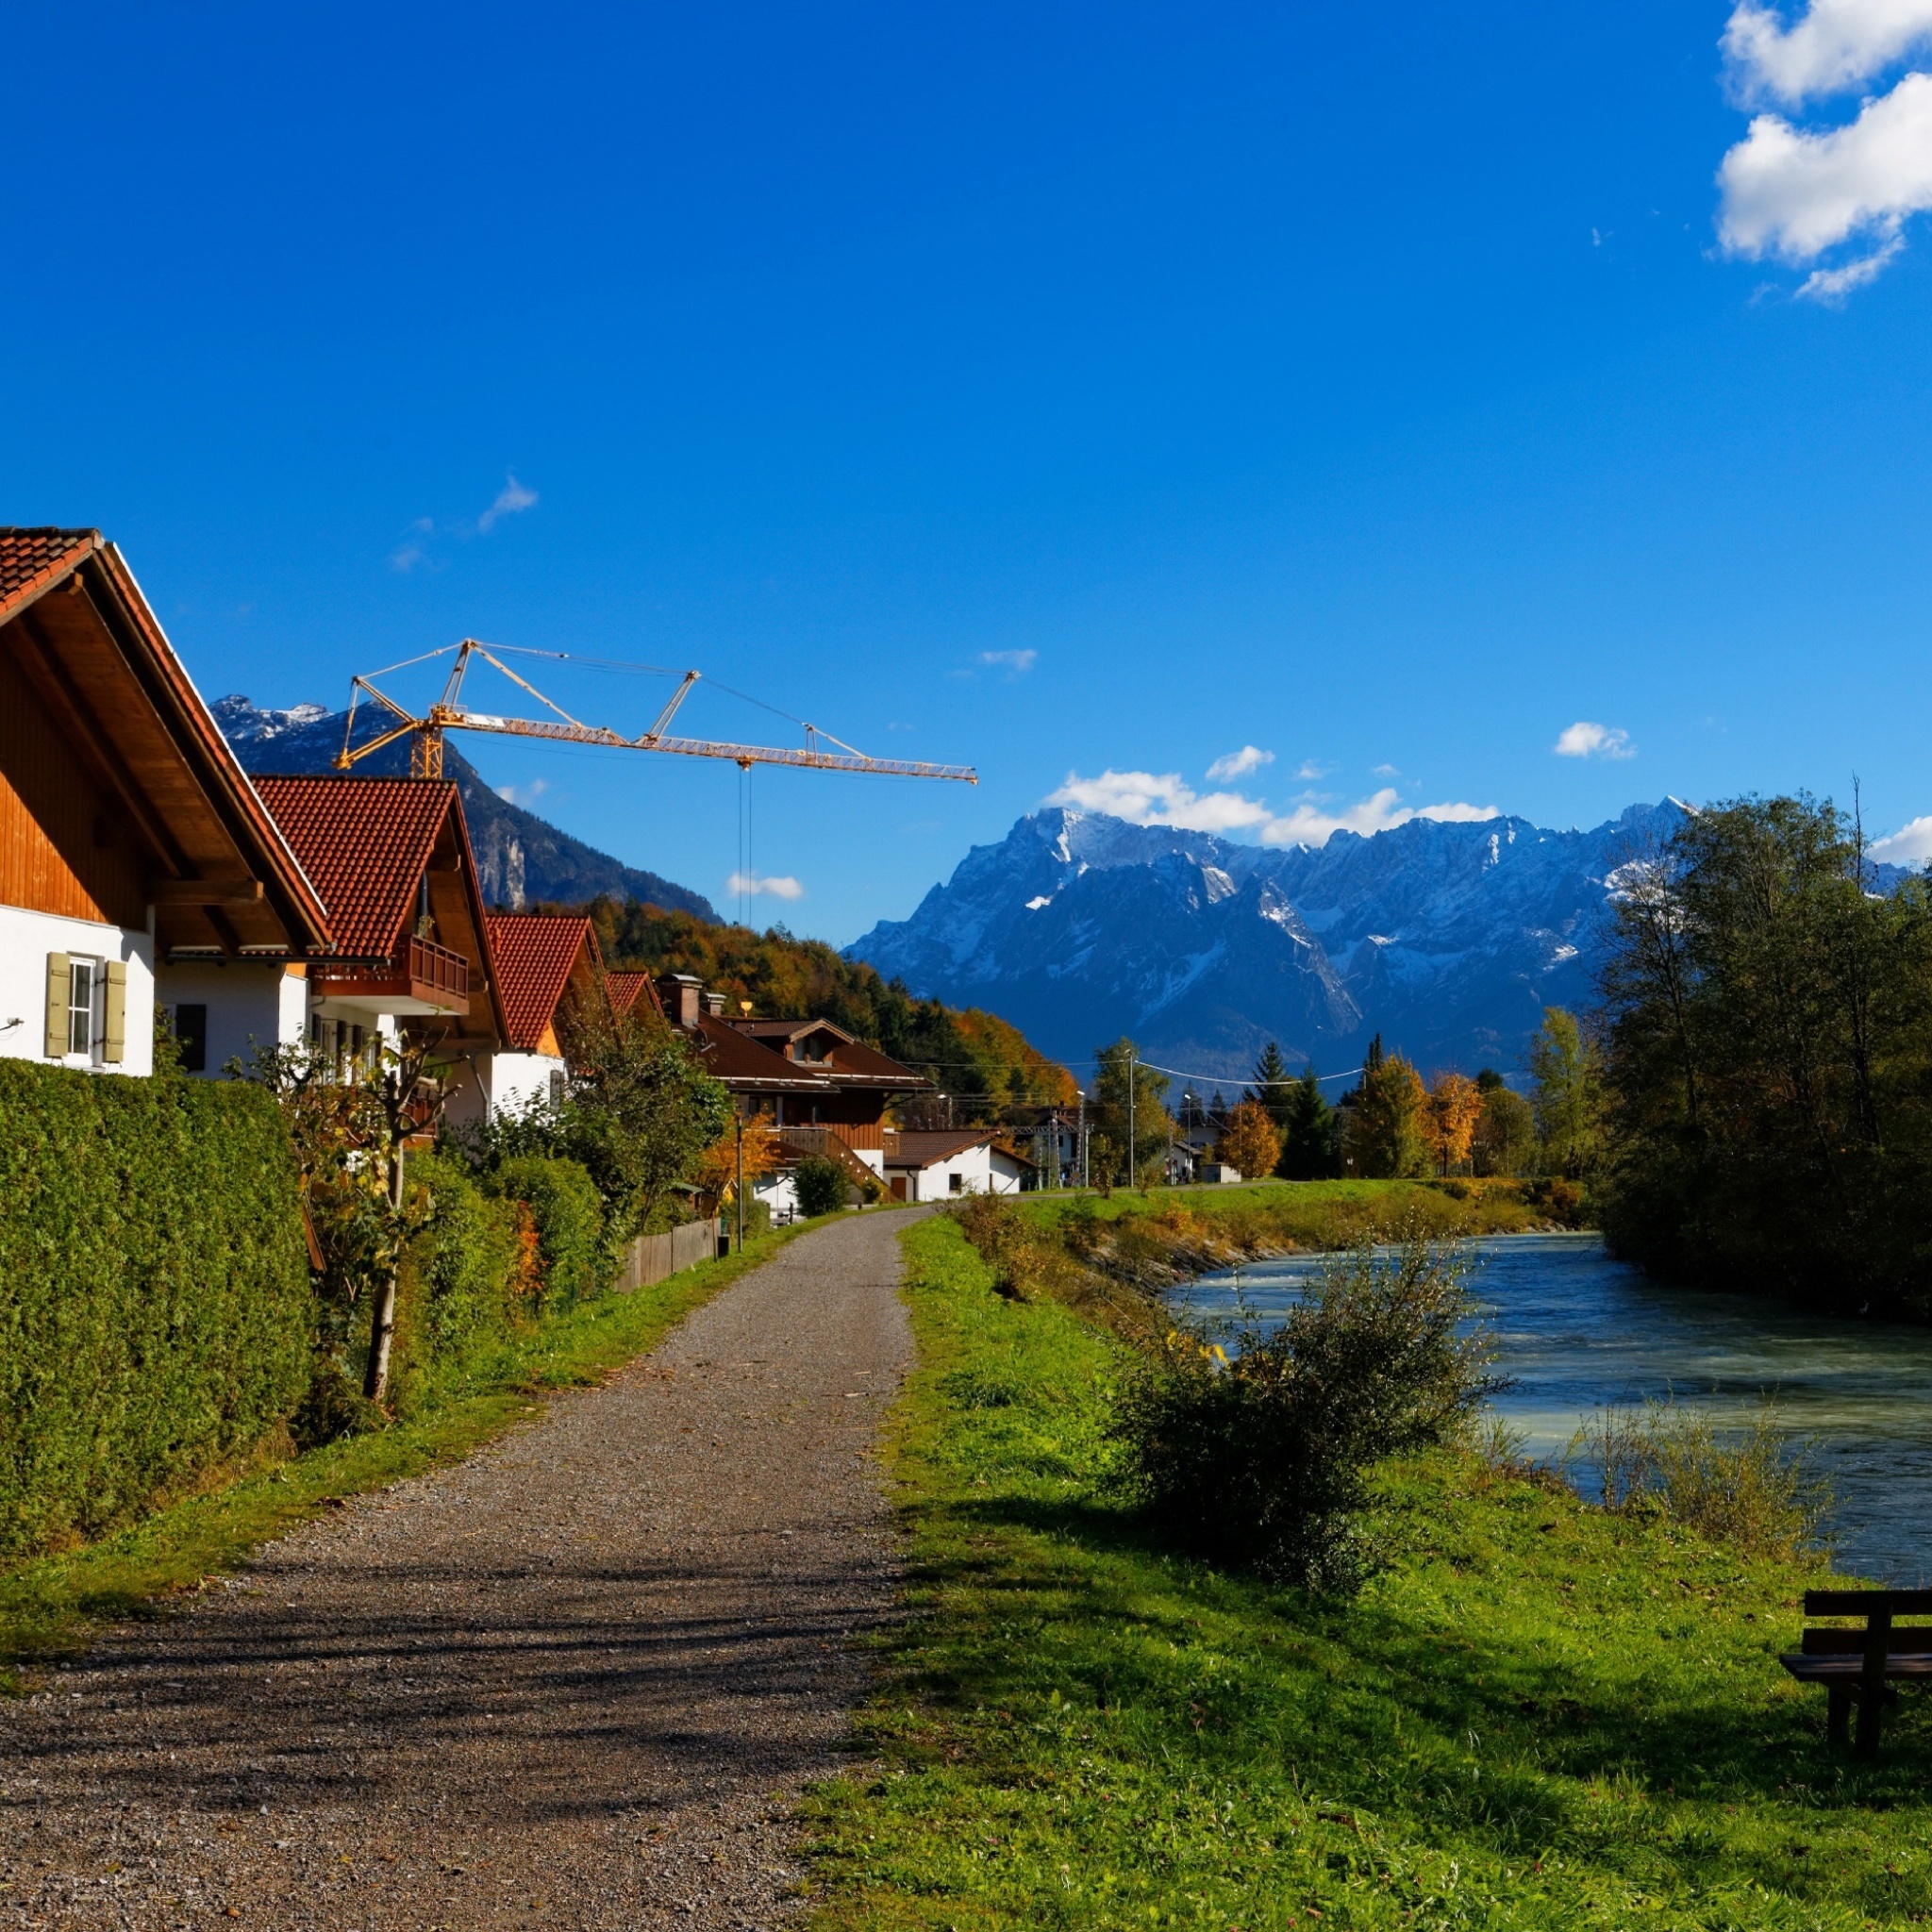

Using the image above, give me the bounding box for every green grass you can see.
[0,1215,824,1689]
[1025,1177,1568,1246]
[802,1214,1932,1930]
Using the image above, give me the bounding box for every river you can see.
[1177,1232,1932,1582]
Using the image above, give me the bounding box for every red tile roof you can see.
[607,971,661,1020]
[485,914,597,1051]
[0,528,100,625]
[254,775,456,959]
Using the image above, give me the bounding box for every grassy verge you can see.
[0,1215,823,1689]
[802,1214,1931,1930]
[1026,1177,1575,1247]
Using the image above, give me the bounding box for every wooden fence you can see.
[616,1216,723,1293]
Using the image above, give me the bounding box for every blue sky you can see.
[8,2,1932,943]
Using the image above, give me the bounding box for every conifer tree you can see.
[1279,1062,1340,1178]
[1246,1041,1294,1132]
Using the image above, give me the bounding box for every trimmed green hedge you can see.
[0,1062,312,1559]
[486,1156,605,1308]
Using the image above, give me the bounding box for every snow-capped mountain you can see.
[846,802,1692,1079]
[210,696,718,923]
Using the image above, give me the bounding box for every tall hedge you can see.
[486,1156,605,1309]
[0,1061,312,1559]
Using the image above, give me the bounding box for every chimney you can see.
[657,973,703,1028]
[703,991,726,1018]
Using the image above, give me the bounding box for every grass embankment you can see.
[1031,1177,1578,1258]
[0,1217,821,1689]
[804,1214,1930,1931]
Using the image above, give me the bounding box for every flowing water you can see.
[1177,1233,1932,1582]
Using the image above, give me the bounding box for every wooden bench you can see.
[1781,1588,1932,1757]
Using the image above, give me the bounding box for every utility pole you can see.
[735,1115,744,1252]
[1126,1046,1136,1196]
[1078,1090,1087,1189]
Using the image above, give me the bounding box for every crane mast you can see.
[332,640,977,784]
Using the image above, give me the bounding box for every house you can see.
[883,1128,1031,1202]
[442,912,606,1121]
[249,775,509,1080]
[651,974,932,1217]
[606,970,660,1022]
[0,528,333,1076]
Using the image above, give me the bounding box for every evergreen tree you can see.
[1245,1041,1294,1132]
[1278,1063,1340,1178]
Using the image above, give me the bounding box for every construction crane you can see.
[332,639,977,784]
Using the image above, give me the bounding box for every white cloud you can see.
[1259,790,1497,847]
[1207,745,1274,782]
[1294,758,1330,780]
[1047,768,1494,848]
[1720,72,1932,270]
[1046,770,1272,834]
[725,871,805,900]
[1372,762,1401,778]
[1724,0,1932,106]
[1870,814,1932,862]
[478,473,539,531]
[493,778,549,807]
[1797,230,1907,293]
[1554,721,1637,760]
[978,649,1037,676]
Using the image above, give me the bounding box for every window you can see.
[67,959,95,1056]
[173,1004,208,1074]
[948,1171,964,1193]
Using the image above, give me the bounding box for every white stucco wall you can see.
[895,1144,1027,1202]
[441,1049,564,1128]
[0,904,156,1076]
[154,960,308,1077]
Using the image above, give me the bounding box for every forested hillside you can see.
[558,898,1076,1120]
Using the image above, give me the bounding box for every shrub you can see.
[1569,1397,1829,1559]
[0,1061,312,1558]
[486,1155,605,1309]
[395,1149,528,1379]
[1109,1230,1497,1591]
[794,1155,851,1218]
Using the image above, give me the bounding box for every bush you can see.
[1109,1230,1497,1591]
[793,1155,851,1218]
[1570,1397,1829,1559]
[395,1150,530,1379]
[486,1155,605,1309]
[0,1061,312,1558]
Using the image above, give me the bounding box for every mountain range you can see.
[212,697,718,921]
[848,800,1703,1083]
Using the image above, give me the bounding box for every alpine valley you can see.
[847,801,1757,1081]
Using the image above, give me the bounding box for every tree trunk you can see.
[364,1139,406,1403]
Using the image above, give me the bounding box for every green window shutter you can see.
[103,960,127,1064]
[44,953,70,1058]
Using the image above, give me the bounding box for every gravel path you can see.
[0,1207,924,1931]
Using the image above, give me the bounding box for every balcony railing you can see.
[314,935,472,1015]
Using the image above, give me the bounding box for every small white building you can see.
[885,1129,1032,1203]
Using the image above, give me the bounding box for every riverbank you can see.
[801,1214,1931,1930]
[0,1217,822,1689]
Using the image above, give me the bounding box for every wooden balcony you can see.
[314,935,472,1016]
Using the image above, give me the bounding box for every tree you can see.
[1343,1036,1432,1179]
[1426,1072,1483,1174]
[1214,1100,1280,1181]
[1245,1041,1294,1134]
[245,1035,441,1404]
[1091,1038,1173,1189]
[556,1003,733,1237]
[1278,1063,1340,1179]
[1527,1007,1603,1180]
[1471,1082,1535,1176]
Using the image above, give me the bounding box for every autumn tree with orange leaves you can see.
[1214,1099,1281,1182]
[1426,1073,1484,1175]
